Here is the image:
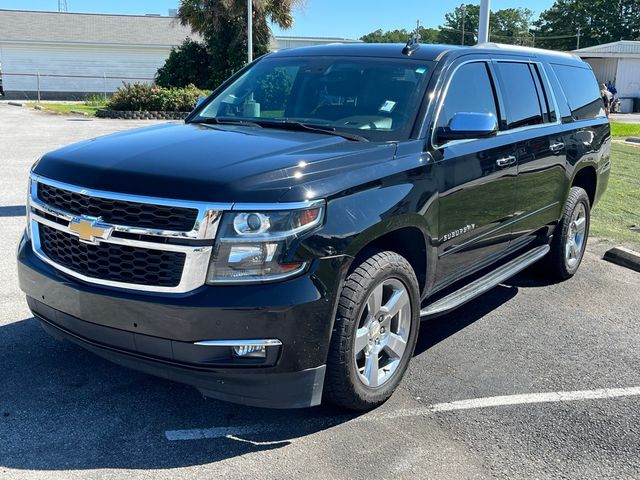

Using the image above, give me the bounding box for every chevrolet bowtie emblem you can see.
[68,217,114,244]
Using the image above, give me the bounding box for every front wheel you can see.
[544,186,591,280]
[324,251,420,410]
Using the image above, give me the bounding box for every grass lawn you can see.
[25,102,106,117]
[610,122,640,138]
[591,143,640,250]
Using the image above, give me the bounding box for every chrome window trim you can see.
[430,57,562,150]
[493,59,562,136]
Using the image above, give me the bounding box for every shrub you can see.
[155,38,211,89]
[254,69,293,112]
[107,83,209,112]
[84,94,107,106]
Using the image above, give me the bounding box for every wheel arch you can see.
[571,165,597,206]
[345,220,429,295]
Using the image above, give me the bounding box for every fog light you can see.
[232,344,267,358]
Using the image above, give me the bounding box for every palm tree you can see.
[178,0,303,54]
[177,0,303,87]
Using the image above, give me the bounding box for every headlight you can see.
[206,202,324,284]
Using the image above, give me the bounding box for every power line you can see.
[439,26,580,40]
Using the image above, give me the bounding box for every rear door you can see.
[430,59,519,287]
[492,60,566,245]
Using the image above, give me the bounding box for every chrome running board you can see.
[420,245,550,318]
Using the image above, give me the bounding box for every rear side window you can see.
[436,62,498,135]
[495,62,543,129]
[552,64,603,120]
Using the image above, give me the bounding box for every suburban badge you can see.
[442,224,477,242]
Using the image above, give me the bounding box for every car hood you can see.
[33,122,400,203]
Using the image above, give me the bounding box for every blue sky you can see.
[0,0,556,39]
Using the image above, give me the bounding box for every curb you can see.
[603,247,640,273]
[96,109,189,120]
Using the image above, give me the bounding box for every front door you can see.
[429,60,518,287]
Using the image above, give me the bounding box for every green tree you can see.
[177,0,302,88]
[361,28,412,43]
[360,27,440,44]
[155,38,211,89]
[439,4,533,46]
[534,0,640,50]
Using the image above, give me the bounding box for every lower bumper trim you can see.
[38,315,326,409]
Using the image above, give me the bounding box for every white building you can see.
[573,41,640,113]
[0,9,361,100]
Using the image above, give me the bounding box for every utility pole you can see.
[478,0,491,44]
[58,0,68,12]
[460,4,466,45]
[247,0,253,63]
[576,25,581,50]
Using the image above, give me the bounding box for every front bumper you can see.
[17,233,348,408]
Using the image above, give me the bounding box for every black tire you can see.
[324,250,420,410]
[544,186,591,280]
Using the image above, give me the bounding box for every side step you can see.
[420,245,550,318]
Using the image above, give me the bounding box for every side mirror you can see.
[195,96,207,108]
[436,112,498,142]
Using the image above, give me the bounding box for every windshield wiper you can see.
[254,120,369,142]
[191,117,263,128]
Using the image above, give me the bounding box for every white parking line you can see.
[165,386,640,441]
[380,386,640,420]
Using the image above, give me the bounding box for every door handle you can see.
[550,141,565,153]
[496,156,516,168]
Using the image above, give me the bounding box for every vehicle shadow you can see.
[415,283,519,355]
[1,273,529,472]
[0,205,26,217]
[0,317,357,471]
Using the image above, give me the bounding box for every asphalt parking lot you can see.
[1,104,639,479]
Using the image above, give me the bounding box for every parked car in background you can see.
[18,42,610,410]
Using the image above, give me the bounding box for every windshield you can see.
[190,55,434,142]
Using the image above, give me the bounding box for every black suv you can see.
[17,43,610,410]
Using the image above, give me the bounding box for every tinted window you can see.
[496,62,543,129]
[552,64,603,120]
[195,57,434,142]
[531,64,557,123]
[436,62,498,138]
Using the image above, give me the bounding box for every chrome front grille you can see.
[28,174,233,293]
[37,182,199,232]
[39,224,186,287]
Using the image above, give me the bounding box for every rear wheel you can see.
[544,186,591,279]
[324,251,420,410]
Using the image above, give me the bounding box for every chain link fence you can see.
[0,72,155,101]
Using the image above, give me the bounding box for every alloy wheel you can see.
[353,278,412,388]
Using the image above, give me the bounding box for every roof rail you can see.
[473,42,581,60]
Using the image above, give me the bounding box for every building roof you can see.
[573,40,640,58]
[0,9,362,51]
[0,9,195,47]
